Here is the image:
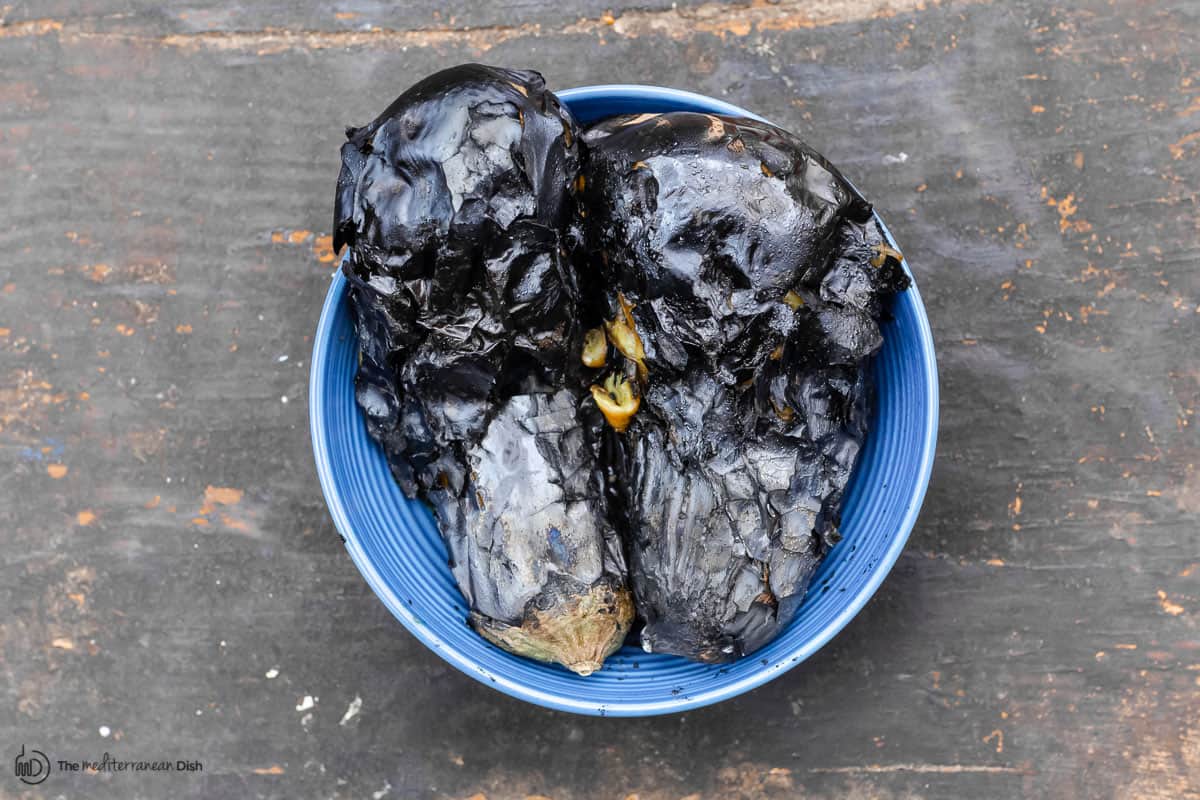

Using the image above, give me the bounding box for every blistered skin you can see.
[336,65,631,673]
[427,391,632,676]
[336,64,585,496]
[580,112,908,662]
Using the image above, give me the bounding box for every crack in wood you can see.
[0,0,983,53]
[810,762,1030,775]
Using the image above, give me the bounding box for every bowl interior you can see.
[310,85,938,716]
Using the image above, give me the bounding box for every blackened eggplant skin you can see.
[337,64,586,496]
[580,111,909,662]
[427,390,632,676]
[336,64,632,674]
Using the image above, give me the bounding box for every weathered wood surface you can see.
[1,1,1197,798]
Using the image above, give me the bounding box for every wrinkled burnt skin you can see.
[427,391,632,676]
[580,112,909,662]
[335,64,631,674]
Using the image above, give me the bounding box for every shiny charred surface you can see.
[336,64,586,496]
[335,64,630,672]
[428,391,633,675]
[580,111,909,662]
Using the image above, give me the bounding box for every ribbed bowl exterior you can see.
[309,86,939,716]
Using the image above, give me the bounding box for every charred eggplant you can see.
[336,66,909,671]
[579,112,908,662]
[426,390,632,676]
[335,64,632,673]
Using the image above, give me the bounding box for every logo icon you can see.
[14,746,50,785]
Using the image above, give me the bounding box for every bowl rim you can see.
[309,83,940,716]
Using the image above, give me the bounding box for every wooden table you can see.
[2,1,1197,797]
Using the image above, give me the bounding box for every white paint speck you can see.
[296,695,315,712]
[882,152,909,165]
[300,712,313,728]
[281,395,289,404]
[265,667,279,680]
[219,640,226,647]
[195,709,203,716]
[277,355,288,362]
[129,377,137,386]
[339,695,362,726]
[258,314,265,321]
[372,781,392,799]
[98,725,111,738]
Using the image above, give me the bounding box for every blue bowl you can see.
[310,85,939,716]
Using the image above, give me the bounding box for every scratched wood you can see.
[1,1,1197,798]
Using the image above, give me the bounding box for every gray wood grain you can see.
[1,0,714,35]
[1,0,1197,798]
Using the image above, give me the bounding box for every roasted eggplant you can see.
[336,66,909,671]
[335,64,632,673]
[425,390,632,675]
[579,112,908,662]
